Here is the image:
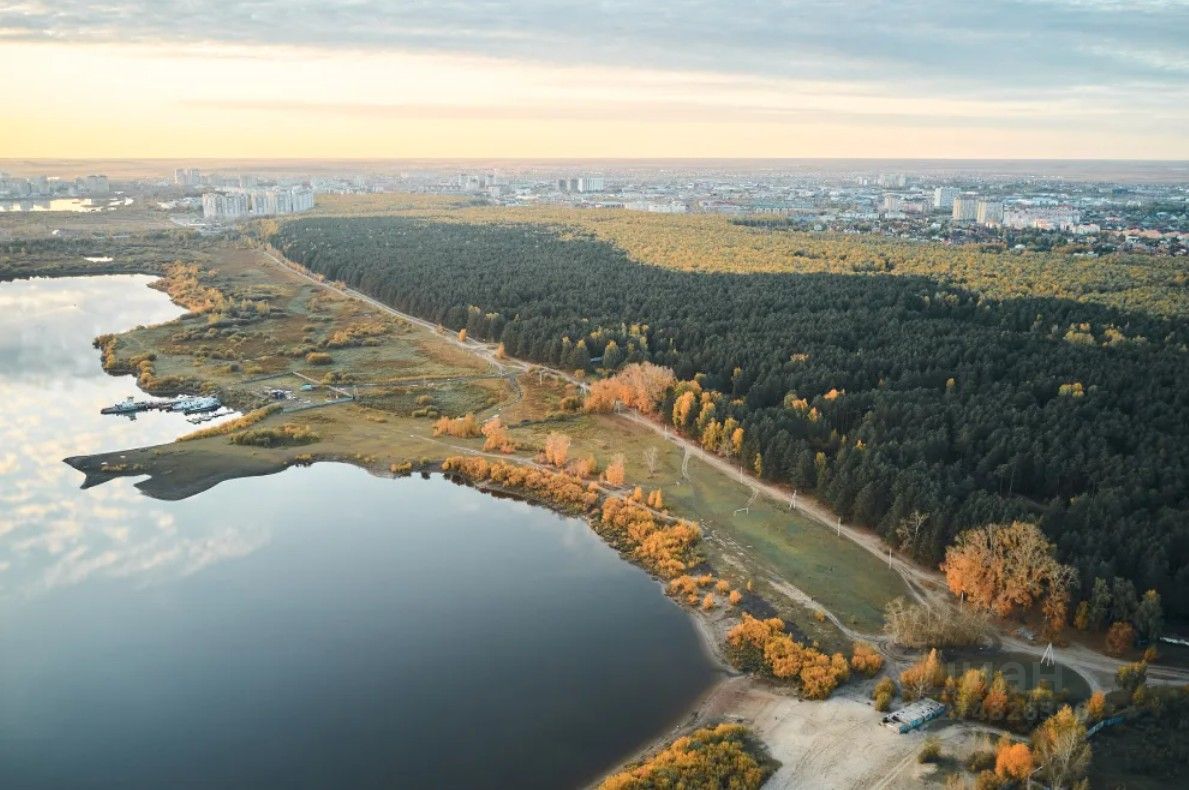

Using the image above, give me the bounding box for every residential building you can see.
[952,195,979,222]
[976,199,1004,226]
[174,168,202,187]
[933,187,959,211]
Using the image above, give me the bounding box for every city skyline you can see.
[1,1,1187,159]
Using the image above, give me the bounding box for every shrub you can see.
[229,423,319,447]
[873,676,896,712]
[600,723,772,790]
[1105,621,1136,656]
[850,642,884,676]
[305,351,332,365]
[433,413,480,438]
[917,737,942,764]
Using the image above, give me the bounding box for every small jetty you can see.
[100,394,222,416]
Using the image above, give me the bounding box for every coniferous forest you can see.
[273,217,1189,618]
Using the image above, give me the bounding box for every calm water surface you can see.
[0,276,718,789]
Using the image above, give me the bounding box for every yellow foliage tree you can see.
[995,741,1034,782]
[941,521,1076,626]
[604,454,626,486]
[481,415,516,453]
[850,642,884,676]
[432,412,480,438]
[900,648,945,700]
[1032,705,1091,788]
[599,723,771,790]
[543,432,571,467]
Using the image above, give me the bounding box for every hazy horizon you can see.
[4,157,1187,185]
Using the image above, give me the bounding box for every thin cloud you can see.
[1,0,1186,102]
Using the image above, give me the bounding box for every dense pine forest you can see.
[273,217,1189,619]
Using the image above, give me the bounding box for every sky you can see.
[0,1,1187,159]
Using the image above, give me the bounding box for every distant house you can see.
[881,698,946,733]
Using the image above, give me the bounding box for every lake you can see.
[0,276,719,789]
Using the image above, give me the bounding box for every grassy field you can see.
[501,411,908,638]
[62,230,909,645]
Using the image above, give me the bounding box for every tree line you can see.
[272,217,1189,618]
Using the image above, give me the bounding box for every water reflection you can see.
[0,197,131,212]
[0,276,249,597]
[0,275,718,789]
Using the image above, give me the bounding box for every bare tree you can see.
[895,510,929,553]
[642,446,660,476]
[883,597,991,649]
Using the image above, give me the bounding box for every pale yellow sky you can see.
[0,41,1185,159]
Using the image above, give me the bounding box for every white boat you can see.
[170,395,221,414]
[100,396,140,415]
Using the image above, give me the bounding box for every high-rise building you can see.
[83,175,109,195]
[1003,206,1082,231]
[558,176,605,193]
[976,200,1004,226]
[952,195,979,222]
[174,168,202,187]
[933,187,959,211]
[202,186,313,220]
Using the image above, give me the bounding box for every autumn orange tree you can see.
[1105,621,1136,656]
[543,431,571,467]
[432,412,480,438]
[480,416,516,453]
[995,739,1034,782]
[849,642,884,676]
[725,614,852,699]
[570,454,598,478]
[583,362,675,415]
[442,455,599,514]
[597,496,701,579]
[604,453,626,486]
[899,648,945,700]
[941,521,1077,632]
